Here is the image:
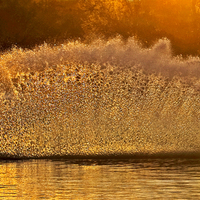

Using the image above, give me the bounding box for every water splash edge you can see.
[1,151,200,160]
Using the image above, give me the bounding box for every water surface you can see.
[0,158,200,199]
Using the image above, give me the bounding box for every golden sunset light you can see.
[0,0,200,199]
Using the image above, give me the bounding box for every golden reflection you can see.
[0,160,200,199]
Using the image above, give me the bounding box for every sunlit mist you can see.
[0,38,199,158]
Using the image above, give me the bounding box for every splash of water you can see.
[0,37,199,159]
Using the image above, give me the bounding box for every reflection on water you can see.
[0,159,200,200]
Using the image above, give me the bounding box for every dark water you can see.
[0,158,200,199]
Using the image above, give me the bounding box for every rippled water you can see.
[0,159,200,200]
